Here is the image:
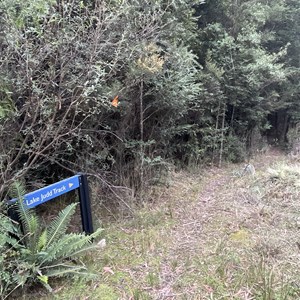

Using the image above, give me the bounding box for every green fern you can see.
[41,264,94,278]
[0,205,25,299]
[12,182,41,254]
[40,230,101,264]
[44,202,77,249]
[5,181,103,293]
[37,230,47,251]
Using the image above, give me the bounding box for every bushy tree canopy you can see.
[0,0,299,199]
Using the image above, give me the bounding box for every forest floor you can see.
[24,150,300,300]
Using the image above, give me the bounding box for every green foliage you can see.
[0,78,15,122]
[223,135,247,163]
[0,183,102,298]
[193,0,299,161]
[0,0,202,199]
[0,208,23,299]
[0,0,299,203]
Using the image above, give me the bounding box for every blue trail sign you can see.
[8,174,94,234]
[23,175,80,208]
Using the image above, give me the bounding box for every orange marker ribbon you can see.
[111,95,119,107]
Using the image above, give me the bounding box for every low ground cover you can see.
[18,151,300,299]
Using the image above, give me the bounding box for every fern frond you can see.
[44,203,77,250]
[1,235,20,249]
[40,229,102,265]
[0,213,20,237]
[40,234,86,264]
[41,264,88,277]
[10,182,44,254]
[54,229,102,259]
[37,230,47,251]
[10,180,27,198]
[70,243,103,257]
[12,182,37,236]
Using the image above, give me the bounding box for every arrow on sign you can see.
[69,183,73,188]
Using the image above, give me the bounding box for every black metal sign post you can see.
[78,174,94,234]
[7,174,94,234]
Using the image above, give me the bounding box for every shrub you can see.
[0,208,23,298]
[224,135,247,163]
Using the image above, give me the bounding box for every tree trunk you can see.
[219,102,226,168]
[139,78,144,201]
[212,100,221,163]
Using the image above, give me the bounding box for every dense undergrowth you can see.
[0,183,103,300]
